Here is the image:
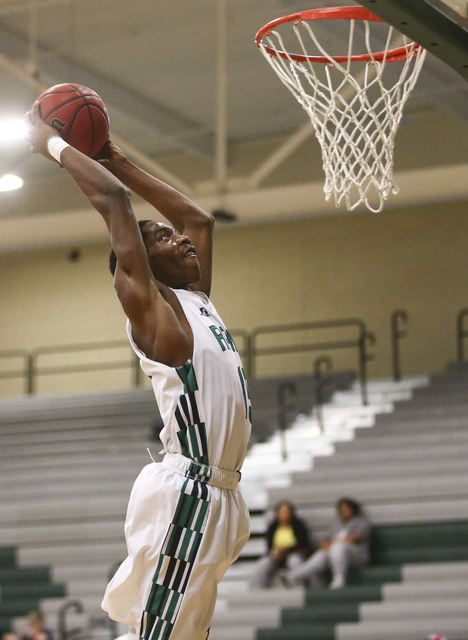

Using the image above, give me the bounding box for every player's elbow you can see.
[90,183,132,216]
[191,208,215,230]
[205,211,215,229]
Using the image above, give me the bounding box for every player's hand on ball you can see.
[25,102,59,158]
[93,137,127,172]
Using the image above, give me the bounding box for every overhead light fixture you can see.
[0,118,27,143]
[0,174,24,192]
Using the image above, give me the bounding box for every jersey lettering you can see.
[209,325,238,353]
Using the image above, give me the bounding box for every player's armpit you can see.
[114,267,193,366]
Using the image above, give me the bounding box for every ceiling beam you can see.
[215,0,228,196]
[245,121,314,189]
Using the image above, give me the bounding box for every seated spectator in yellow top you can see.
[284,497,370,589]
[252,501,313,589]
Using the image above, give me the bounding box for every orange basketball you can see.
[37,83,109,157]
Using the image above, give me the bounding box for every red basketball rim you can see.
[255,6,421,64]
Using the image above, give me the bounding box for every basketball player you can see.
[25,103,251,640]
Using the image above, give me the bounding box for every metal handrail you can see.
[0,349,30,395]
[391,309,409,381]
[0,320,375,399]
[456,308,468,362]
[29,340,140,395]
[277,380,297,461]
[314,355,333,432]
[250,318,374,405]
[228,329,252,374]
[57,599,84,640]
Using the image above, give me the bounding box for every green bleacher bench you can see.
[256,520,468,640]
[0,546,67,634]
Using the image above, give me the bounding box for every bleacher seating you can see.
[239,370,355,446]
[0,388,160,637]
[0,371,352,638]
[210,365,468,640]
[1,364,467,640]
[0,546,65,634]
[253,522,468,640]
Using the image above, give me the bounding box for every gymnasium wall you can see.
[1,197,467,396]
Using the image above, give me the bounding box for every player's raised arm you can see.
[95,139,214,297]
[26,104,146,276]
[25,104,192,367]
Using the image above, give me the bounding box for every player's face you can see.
[142,221,201,288]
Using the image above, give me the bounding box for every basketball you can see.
[36,83,109,157]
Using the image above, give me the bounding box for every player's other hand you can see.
[93,137,127,173]
[24,102,58,157]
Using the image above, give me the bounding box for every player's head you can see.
[109,220,201,288]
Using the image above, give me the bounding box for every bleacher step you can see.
[360,596,468,620]
[0,521,126,546]
[212,604,281,626]
[383,577,468,600]
[336,616,468,640]
[209,624,256,640]
[0,479,139,503]
[220,588,304,608]
[293,455,468,482]
[269,472,468,504]
[403,560,468,580]
[1,496,129,524]
[18,542,127,566]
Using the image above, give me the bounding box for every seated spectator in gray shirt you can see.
[283,497,370,589]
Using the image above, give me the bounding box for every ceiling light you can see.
[0,174,24,192]
[0,118,27,143]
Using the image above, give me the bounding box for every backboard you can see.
[358,0,468,81]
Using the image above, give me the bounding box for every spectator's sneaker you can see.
[329,576,345,589]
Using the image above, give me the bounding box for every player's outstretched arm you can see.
[26,104,150,284]
[25,104,193,367]
[95,139,214,297]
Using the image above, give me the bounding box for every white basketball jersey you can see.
[126,288,252,472]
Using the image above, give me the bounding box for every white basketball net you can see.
[258,17,427,212]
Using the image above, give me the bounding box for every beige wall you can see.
[212,199,468,379]
[0,198,467,396]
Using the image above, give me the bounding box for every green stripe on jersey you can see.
[176,359,199,393]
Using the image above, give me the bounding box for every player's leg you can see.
[167,483,250,639]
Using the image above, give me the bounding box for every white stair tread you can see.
[383,578,468,600]
[337,616,468,640]
[403,561,468,580]
[360,596,468,620]
[212,604,281,626]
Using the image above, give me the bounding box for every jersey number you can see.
[237,366,252,424]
